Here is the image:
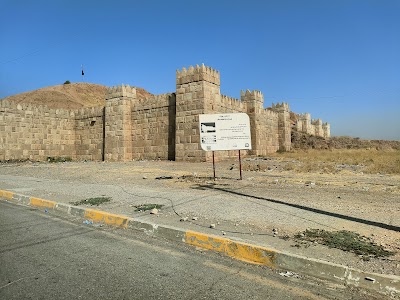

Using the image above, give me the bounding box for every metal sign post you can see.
[238,150,242,180]
[212,151,216,180]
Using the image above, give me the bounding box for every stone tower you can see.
[104,85,135,161]
[271,102,291,151]
[322,122,331,138]
[175,64,221,161]
[241,90,264,155]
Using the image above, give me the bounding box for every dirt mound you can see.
[1,83,153,109]
[291,130,400,150]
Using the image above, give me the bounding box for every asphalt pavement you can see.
[0,201,386,300]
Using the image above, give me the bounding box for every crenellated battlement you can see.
[298,113,311,120]
[106,84,136,100]
[176,64,220,85]
[311,118,322,126]
[295,114,330,138]
[219,94,246,111]
[135,93,175,108]
[271,102,290,112]
[240,90,264,102]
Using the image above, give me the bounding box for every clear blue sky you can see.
[1,0,399,140]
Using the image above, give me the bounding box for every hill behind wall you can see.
[1,83,153,109]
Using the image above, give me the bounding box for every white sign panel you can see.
[199,113,252,151]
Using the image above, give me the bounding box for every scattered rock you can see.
[142,176,147,179]
[222,231,226,235]
[180,217,188,222]
[210,224,216,229]
[192,217,198,221]
[150,208,158,215]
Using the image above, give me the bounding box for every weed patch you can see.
[134,204,163,212]
[72,197,111,206]
[47,156,72,163]
[294,229,394,259]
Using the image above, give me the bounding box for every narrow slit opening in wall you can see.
[90,120,96,126]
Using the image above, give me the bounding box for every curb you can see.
[1,189,399,297]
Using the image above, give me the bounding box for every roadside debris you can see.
[365,277,375,282]
[155,176,173,180]
[83,220,93,225]
[279,271,300,278]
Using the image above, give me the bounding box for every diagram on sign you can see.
[199,113,252,151]
[200,122,217,149]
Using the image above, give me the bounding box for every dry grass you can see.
[270,149,400,174]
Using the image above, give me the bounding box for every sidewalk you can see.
[0,160,399,296]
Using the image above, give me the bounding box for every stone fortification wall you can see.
[1,64,330,162]
[296,113,330,138]
[74,107,104,161]
[131,93,176,160]
[0,100,76,161]
[174,64,292,162]
[0,100,104,161]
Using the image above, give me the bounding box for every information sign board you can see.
[199,113,252,151]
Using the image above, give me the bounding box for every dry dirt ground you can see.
[1,158,399,277]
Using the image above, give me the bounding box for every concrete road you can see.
[0,202,385,300]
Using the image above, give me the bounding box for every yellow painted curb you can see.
[84,209,129,228]
[0,190,14,200]
[185,230,277,268]
[30,197,57,208]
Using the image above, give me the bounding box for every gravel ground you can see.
[1,159,399,276]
